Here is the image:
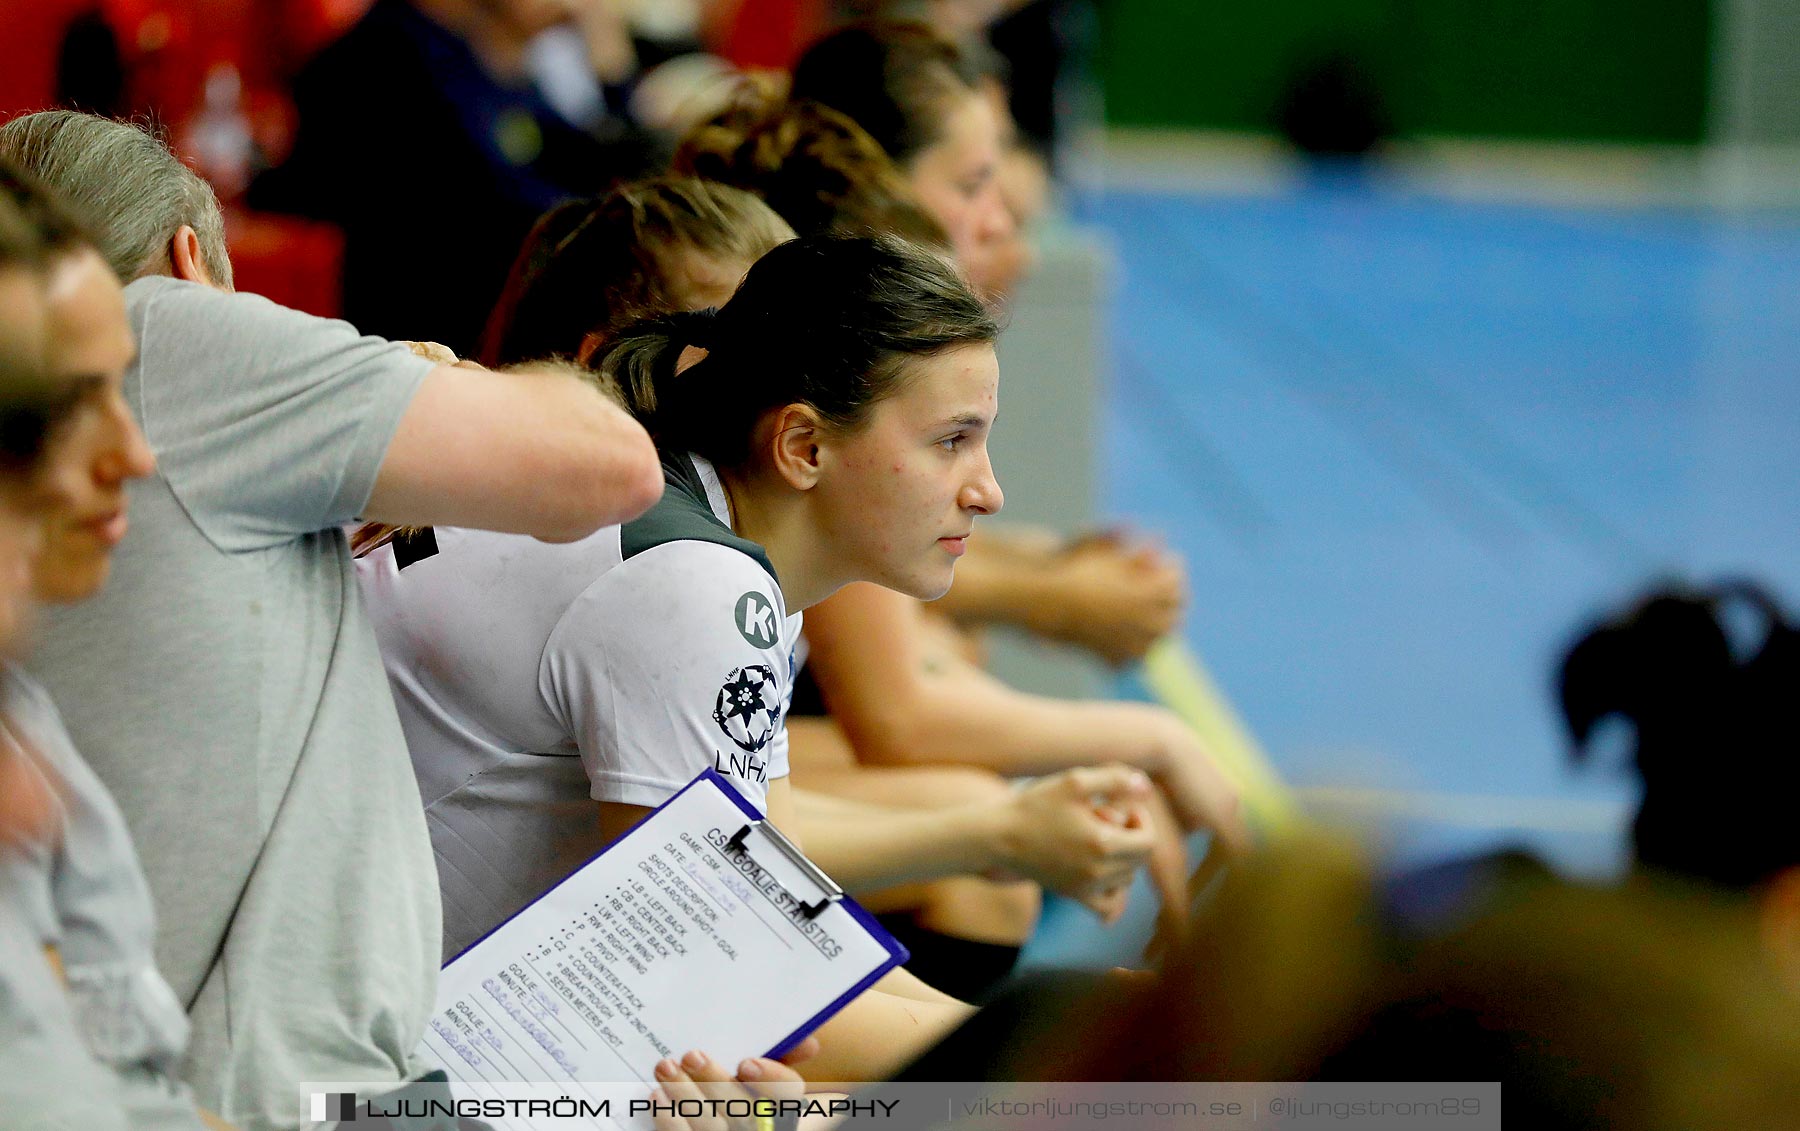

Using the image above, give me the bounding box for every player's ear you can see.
[767,404,823,490]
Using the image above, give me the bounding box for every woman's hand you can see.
[397,339,458,365]
[987,765,1158,920]
[397,340,487,371]
[1139,784,1195,963]
[1032,532,1187,666]
[649,1044,813,1131]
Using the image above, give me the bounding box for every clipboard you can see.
[655,769,911,1060]
[422,768,909,1085]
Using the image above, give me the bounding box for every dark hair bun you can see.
[1558,581,1800,889]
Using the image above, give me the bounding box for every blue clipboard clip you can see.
[725,819,844,920]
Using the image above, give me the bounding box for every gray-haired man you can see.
[1,110,662,1130]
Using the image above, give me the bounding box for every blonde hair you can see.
[357,180,793,557]
[675,76,950,250]
[479,176,795,368]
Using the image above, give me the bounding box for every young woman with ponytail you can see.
[360,231,1013,1080]
[669,24,1248,962]
[374,177,1166,1004]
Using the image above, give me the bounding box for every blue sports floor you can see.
[1023,163,1800,966]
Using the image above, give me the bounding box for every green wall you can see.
[1098,0,1713,144]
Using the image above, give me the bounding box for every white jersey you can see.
[360,453,799,959]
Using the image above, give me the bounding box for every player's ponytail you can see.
[606,308,741,459]
[601,232,995,467]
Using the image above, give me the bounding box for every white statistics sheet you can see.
[416,770,904,1126]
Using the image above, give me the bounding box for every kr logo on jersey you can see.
[735,591,779,649]
[713,664,781,752]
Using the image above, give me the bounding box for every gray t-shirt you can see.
[28,277,439,1131]
[0,666,203,1131]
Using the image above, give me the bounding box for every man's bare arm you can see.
[366,361,662,542]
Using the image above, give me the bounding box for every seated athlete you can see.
[776,19,1194,669]
[361,233,1012,1080]
[678,34,1246,971]
[688,21,1228,764]
[453,176,1165,994]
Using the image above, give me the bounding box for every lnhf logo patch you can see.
[734,591,778,648]
[713,664,781,752]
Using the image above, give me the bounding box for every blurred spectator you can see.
[54,7,128,118]
[983,0,1076,162]
[252,0,659,352]
[1560,581,1800,988]
[1274,51,1392,158]
[881,837,1800,1131]
[0,154,208,1131]
[0,166,58,661]
[711,0,1084,166]
[842,0,1077,162]
[790,20,1017,299]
